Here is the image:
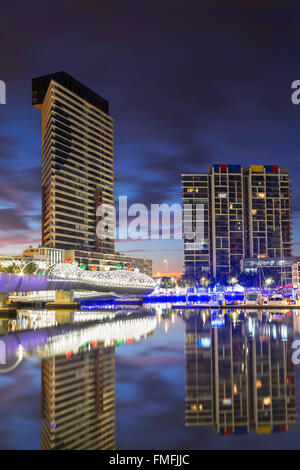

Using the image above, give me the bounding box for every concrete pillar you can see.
[55,310,73,324]
[54,290,74,304]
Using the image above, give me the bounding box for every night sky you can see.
[1,0,300,272]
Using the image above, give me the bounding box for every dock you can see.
[171,303,299,310]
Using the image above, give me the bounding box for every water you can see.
[0,304,299,450]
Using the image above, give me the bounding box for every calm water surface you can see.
[0,304,299,450]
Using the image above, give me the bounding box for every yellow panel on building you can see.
[250,165,264,173]
[257,426,271,434]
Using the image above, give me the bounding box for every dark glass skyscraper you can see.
[182,165,292,279]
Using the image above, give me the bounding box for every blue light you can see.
[197,337,211,348]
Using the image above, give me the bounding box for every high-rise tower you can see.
[182,165,292,279]
[32,72,114,253]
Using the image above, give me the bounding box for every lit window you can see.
[264,397,271,406]
[252,209,257,215]
[222,398,232,406]
[258,192,266,198]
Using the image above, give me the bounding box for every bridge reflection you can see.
[0,309,156,364]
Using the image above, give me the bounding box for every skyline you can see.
[1,1,300,272]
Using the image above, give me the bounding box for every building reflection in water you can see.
[184,310,297,436]
[0,308,156,450]
[38,309,157,450]
[41,343,116,450]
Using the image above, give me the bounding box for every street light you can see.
[230,277,238,284]
[163,259,168,274]
[265,277,274,287]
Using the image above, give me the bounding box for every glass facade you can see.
[33,72,114,254]
[182,165,292,279]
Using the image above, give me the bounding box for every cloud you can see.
[0,136,19,160]
[0,209,29,231]
[0,0,300,262]
[0,231,41,250]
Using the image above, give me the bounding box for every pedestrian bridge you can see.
[0,262,156,298]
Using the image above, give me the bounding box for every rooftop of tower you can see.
[32,71,109,114]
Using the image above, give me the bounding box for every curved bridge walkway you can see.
[0,271,155,304]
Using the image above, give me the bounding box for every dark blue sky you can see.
[1,0,300,271]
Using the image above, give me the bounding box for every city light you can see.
[50,261,156,290]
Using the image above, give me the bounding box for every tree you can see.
[200,276,211,288]
[160,276,175,289]
[20,261,38,274]
[0,261,38,274]
[0,262,19,273]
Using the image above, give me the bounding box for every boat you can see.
[245,291,263,305]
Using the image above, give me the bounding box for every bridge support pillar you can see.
[55,290,74,304]
[55,310,73,324]
[0,294,9,308]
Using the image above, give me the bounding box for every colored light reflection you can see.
[197,337,211,348]
[211,317,225,329]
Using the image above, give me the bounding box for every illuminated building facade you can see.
[32,72,114,254]
[246,165,291,259]
[31,72,153,276]
[241,256,300,287]
[209,165,245,278]
[23,246,153,277]
[41,344,116,450]
[182,174,210,277]
[182,165,292,279]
